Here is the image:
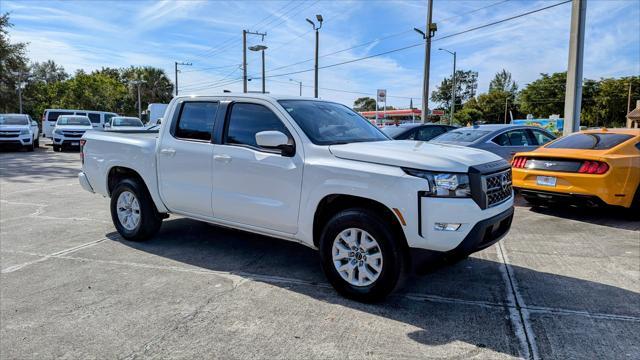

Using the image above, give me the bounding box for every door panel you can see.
[157,101,218,217]
[212,101,303,234]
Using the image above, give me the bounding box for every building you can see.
[627,100,640,128]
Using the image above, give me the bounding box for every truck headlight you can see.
[54,129,63,135]
[20,129,30,135]
[403,168,471,198]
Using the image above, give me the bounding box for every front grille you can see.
[483,169,512,208]
[62,131,85,138]
[0,132,19,138]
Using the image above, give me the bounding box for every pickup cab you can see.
[78,94,514,301]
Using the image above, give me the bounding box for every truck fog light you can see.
[434,222,461,231]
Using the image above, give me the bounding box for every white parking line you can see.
[497,242,540,360]
[1,237,106,274]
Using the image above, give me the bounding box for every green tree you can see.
[517,72,567,118]
[0,13,29,112]
[476,90,512,123]
[489,69,518,96]
[120,66,174,115]
[582,76,640,127]
[430,70,478,111]
[353,97,377,111]
[30,60,68,84]
[453,107,484,126]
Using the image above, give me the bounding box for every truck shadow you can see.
[514,194,640,231]
[107,217,639,358]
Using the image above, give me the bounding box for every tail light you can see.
[578,160,608,174]
[512,156,527,168]
[80,139,86,164]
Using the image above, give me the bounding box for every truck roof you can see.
[173,93,331,102]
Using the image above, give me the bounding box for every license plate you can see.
[536,176,557,187]
[71,142,79,146]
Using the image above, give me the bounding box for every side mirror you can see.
[31,121,37,126]
[255,130,294,157]
[104,123,111,129]
[156,118,162,125]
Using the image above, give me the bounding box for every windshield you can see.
[546,133,633,150]
[433,129,490,143]
[0,115,29,125]
[112,117,143,127]
[381,125,417,138]
[278,100,389,145]
[57,116,91,126]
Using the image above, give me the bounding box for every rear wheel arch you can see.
[107,166,148,197]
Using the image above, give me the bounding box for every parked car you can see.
[52,115,93,152]
[42,109,117,137]
[78,94,514,302]
[431,124,556,161]
[512,128,640,209]
[0,114,39,151]
[381,123,456,141]
[104,116,145,131]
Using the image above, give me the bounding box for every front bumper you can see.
[410,206,514,271]
[0,136,32,147]
[52,136,82,147]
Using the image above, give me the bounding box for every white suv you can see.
[0,114,39,151]
[52,115,93,152]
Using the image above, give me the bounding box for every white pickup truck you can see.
[79,94,514,301]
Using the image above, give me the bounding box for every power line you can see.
[190,1,572,92]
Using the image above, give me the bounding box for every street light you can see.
[306,14,323,98]
[249,44,268,94]
[439,48,456,125]
[289,78,302,96]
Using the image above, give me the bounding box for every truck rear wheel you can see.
[110,178,162,241]
[318,208,405,302]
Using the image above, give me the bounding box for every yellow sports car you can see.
[511,128,640,209]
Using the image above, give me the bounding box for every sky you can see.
[3,0,639,108]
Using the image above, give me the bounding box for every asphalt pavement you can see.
[1,139,638,359]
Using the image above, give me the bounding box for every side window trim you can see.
[170,100,219,143]
[222,101,295,155]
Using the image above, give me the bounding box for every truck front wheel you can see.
[110,178,162,241]
[318,208,405,302]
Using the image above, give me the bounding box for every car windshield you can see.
[113,117,143,127]
[57,116,91,126]
[381,125,418,138]
[278,100,389,145]
[546,133,633,150]
[433,129,490,142]
[0,115,29,125]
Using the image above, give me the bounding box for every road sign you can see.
[432,109,445,116]
[377,89,386,103]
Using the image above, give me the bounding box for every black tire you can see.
[110,178,162,241]
[34,138,39,148]
[26,143,34,152]
[318,208,405,303]
[53,145,60,152]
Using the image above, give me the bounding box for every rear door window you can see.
[87,113,101,124]
[492,133,510,146]
[547,133,633,150]
[530,129,555,145]
[174,102,219,141]
[415,126,446,141]
[505,129,532,146]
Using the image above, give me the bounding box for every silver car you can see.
[430,124,556,161]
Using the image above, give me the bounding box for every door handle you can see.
[214,154,232,163]
[160,148,176,156]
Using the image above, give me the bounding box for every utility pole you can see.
[249,45,268,93]
[414,0,436,123]
[11,70,29,114]
[174,61,192,96]
[130,80,146,120]
[504,97,509,124]
[563,0,587,136]
[243,30,267,93]
[306,15,323,98]
[439,48,456,126]
[290,78,302,96]
[627,81,632,114]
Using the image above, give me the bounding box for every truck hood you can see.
[328,140,502,172]
[54,125,94,131]
[0,125,29,131]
